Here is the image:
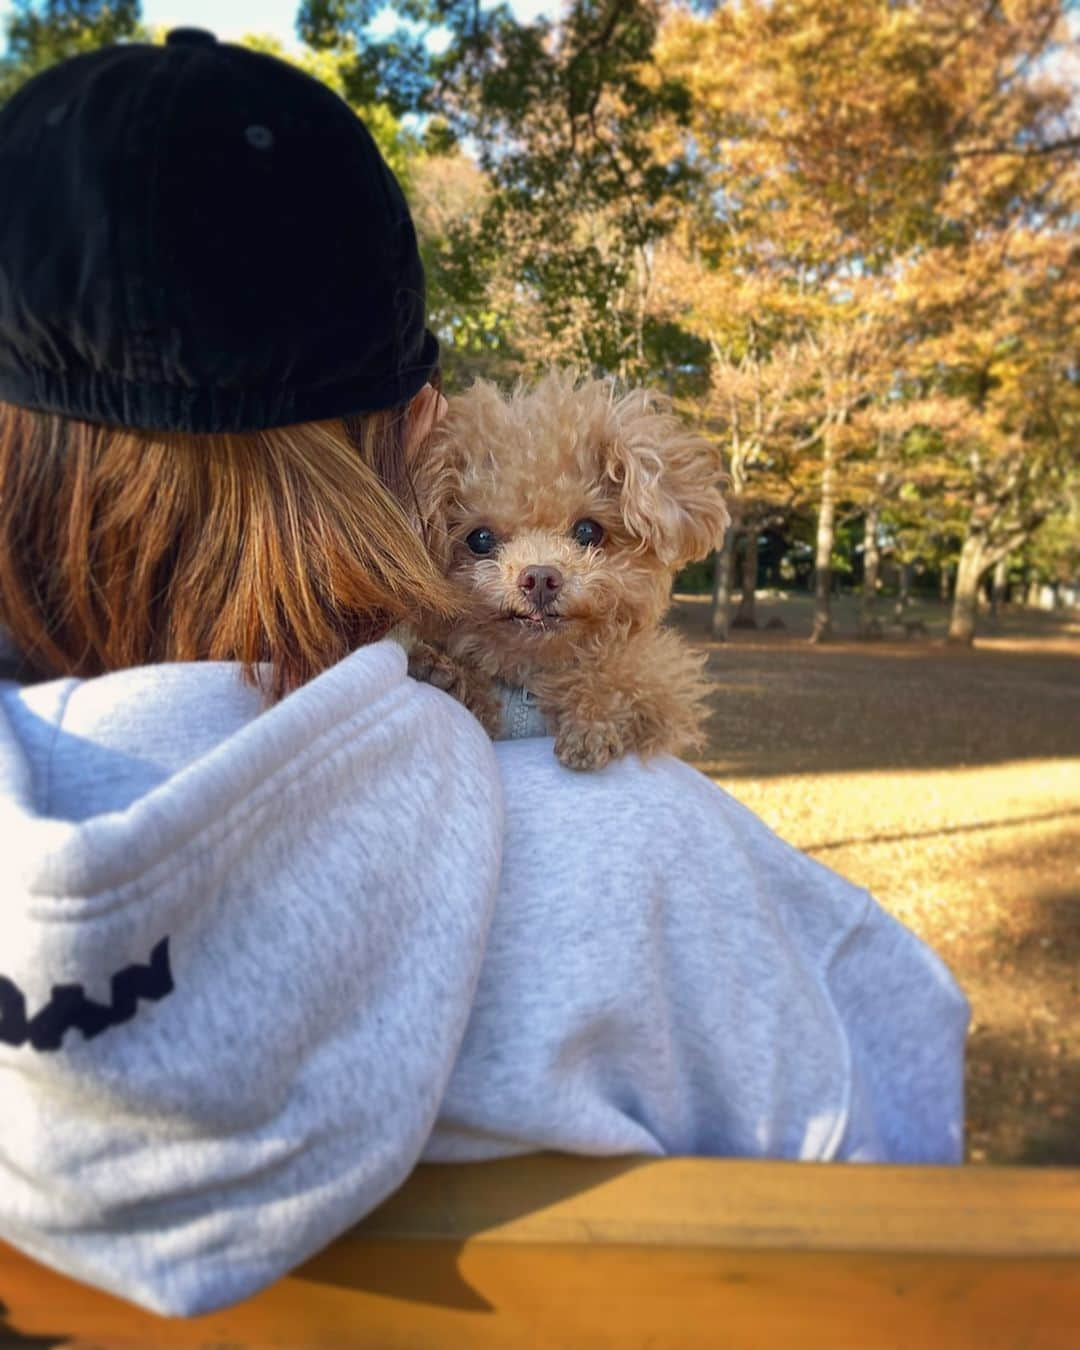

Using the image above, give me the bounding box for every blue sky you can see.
[137,0,306,44]
[0,0,559,52]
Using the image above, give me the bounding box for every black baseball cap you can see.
[0,29,439,432]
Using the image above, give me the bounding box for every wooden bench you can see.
[2,1156,1077,1347]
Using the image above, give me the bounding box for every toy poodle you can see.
[407,370,729,770]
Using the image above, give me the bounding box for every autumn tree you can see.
[686,314,879,641]
[698,335,806,638]
[652,5,903,640]
[659,0,1076,643]
[900,191,1078,643]
[657,3,922,643]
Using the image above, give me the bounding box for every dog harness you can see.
[492,681,552,740]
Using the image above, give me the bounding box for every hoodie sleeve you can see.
[824,896,969,1162]
[425,741,968,1167]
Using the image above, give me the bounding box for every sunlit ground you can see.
[673,591,1079,1165]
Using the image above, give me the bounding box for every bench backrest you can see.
[2,1156,1078,1347]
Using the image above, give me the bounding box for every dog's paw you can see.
[407,641,448,686]
[554,721,626,771]
[407,642,471,698]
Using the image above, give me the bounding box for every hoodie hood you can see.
[0,639,502,1314]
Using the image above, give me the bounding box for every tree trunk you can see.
[990,557,1008,620]
[710,508,739,640]
[732,527,759,628]
[939,563,953,605]
[809,428,837,643]
[947,534,987,644]
[894,562,912,618]
[857,506,881,638]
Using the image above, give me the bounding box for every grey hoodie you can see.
[0,637,968,1316]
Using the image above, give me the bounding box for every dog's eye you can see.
[571,519,604,549]
[465,527,499,556]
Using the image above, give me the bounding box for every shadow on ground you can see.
[674,595,1080,778]
[966,1026,1078,1165]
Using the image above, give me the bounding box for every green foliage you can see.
[831,519,861,581]
[674,556,715,595]
[296,0,700,379]
[0,1,141,104]
[1021,491,1080,586]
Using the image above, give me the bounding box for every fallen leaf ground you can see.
[672,591,1079,1166]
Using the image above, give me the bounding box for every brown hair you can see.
[0,399,455,699]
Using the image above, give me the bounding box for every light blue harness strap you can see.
[492,681,552,741]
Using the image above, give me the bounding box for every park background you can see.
[1,0,1076,1165]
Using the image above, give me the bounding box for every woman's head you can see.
[0,30,448,695]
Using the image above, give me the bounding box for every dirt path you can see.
[673,593,1079,1165]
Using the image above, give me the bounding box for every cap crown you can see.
[0,35,437,431]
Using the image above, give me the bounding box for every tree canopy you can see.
[0,1,140,101]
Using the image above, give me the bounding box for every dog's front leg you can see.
[545,630,712,771]
[543,669,639,771]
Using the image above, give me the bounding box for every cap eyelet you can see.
[45,104,67,127]
[245,125,275,150]
[166,28,218,48]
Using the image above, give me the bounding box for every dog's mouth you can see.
[499,611,566,632]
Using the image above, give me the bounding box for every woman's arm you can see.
[426,743,968,1165]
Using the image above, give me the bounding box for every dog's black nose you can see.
[518,566,563,609]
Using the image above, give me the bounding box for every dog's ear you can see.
[409,382,500,571]
[602,388,730,568]
[408,428,460,572]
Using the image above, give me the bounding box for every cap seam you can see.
[139,44,194,382]
[122,48,180,386]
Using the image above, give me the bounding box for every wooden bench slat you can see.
[2,1157,1078,1349]
[352,1155,1080,1255]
